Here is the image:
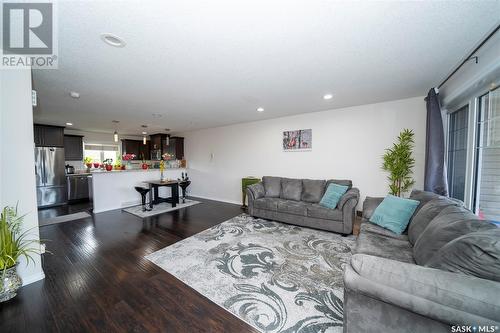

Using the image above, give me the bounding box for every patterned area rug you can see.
[146,214,355,332]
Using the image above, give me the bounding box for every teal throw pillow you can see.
[370,195,420,234]
[319,183,349,209]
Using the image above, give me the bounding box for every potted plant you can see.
[141,156,148,170]
[122,154,136,169]
[382,129,416,197]
[103,158,113,171]
[84,157,93,169]
[162,152,173,161]
[0,206,40,302]
[114,156,122,170]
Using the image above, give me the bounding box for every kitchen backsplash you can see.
[65,160,176,170]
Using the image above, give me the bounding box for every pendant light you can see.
[165,128,170,146]
[141,125,148,145]
[112,120,120,142]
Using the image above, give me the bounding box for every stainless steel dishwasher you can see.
[67,174,90,201]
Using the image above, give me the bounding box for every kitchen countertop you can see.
[91,168,185,174]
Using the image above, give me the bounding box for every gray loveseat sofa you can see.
[343,190,500,332]
[246,176,359,234]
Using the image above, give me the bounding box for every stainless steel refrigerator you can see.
[35,147,67,207]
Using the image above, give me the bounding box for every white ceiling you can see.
[32,0,500,135]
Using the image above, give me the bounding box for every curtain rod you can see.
[438,23,500,89]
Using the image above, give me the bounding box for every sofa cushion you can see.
[301,179,326,203]
[354,231,415,264]
[253,197,283,211]
[326,179,352,189]
[361,197,384,221]
[360,222,410,241]
[426,229,500,282]
[307,204,342,220]
[369,195,419,234]
[413,206,494,265]
[277,200,307,216]
[262,176,282,198]
[408,197,461,245]
[409,190,442,210]
[347,254,500,325]
[319,183,348,209]
[280,178,302,201]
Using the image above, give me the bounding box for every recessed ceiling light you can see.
[66,122,73,126]
[142,131,147,135]
[323,94,333,100]
[256,107,264,112]
[69,91,80,99]
[100,33,126,48]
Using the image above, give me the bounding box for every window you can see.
[473,88,500,222]
[447,105,468,201]
[84,144,120,164]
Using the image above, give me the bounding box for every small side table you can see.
[241,177,261,209]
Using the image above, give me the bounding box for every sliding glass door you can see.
[473,88,500,222]
[448,87,500,223]
[447,106,469,201]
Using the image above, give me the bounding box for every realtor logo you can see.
[1,1,58,68]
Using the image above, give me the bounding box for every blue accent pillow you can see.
[370,195,420,234]
[319,183,349,209]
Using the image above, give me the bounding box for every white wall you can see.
[0,69,45,285]
[180,96,426,207]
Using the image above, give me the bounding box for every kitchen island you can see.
[91,168,186,213]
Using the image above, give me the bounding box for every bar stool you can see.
[135,186,151,211]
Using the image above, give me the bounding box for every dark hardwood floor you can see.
[38,200,93,221]
[1,198,258,333]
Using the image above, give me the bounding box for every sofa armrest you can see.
[344,254,500,326]
[361,196,384,221]
[246,182,264,216]
[338,188,359,234]
[338,188,360,209]
[247,182,265,200]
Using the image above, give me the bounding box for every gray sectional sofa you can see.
[343,190,500,332]
[246,176,359,234]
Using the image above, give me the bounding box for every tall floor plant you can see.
[382,129,416,197]
[0,206,39,273]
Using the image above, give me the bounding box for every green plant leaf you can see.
[381,129,416,197]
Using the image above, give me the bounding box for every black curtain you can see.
[424,88,448,196]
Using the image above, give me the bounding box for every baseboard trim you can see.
[22,270,45,286]
[190,194,241,206]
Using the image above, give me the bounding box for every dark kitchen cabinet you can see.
[64,135,84,161]
[122,139,140,159]
[122,139,150,160]
[165,136,184,160]
[34,124,64,147]
[150,134,169,160]
[34,125,43,146]
[138,140,150,161]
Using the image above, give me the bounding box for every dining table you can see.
[145,180,180,209]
